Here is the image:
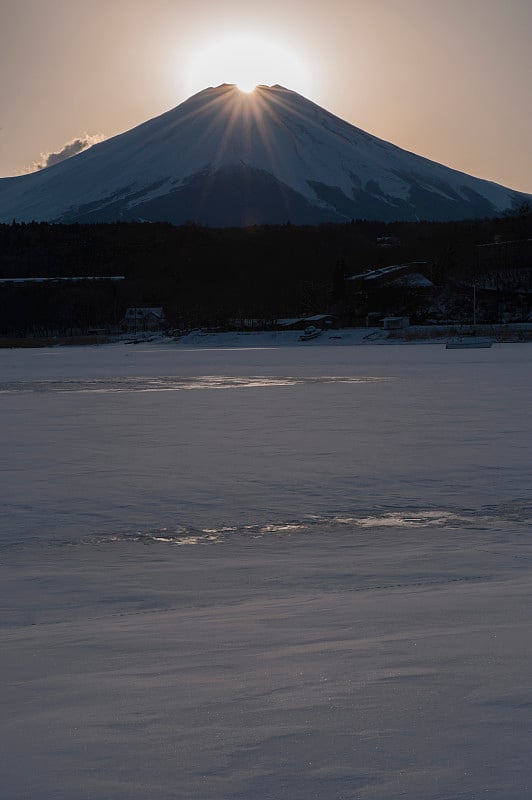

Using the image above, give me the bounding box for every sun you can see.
[184,34,312,98]
[237,82,257,94]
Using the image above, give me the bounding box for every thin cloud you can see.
[23,133,105,173]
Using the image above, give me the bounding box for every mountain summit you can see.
[0,84,528,225]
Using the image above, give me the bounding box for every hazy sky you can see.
[1,0,531,191]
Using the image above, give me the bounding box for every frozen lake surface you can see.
[1,338,531,798]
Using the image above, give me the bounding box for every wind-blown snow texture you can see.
[1,84,529,225]
[1,337,532,799]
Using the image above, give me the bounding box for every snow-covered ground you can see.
[1,338,531,799]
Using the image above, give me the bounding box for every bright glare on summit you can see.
[184,34,312,99]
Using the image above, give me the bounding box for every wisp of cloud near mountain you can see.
[23,133,106,173]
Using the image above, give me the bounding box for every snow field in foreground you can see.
[1,340,531,799]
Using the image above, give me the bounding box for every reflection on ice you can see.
[0,374,391,395]
[74,503,531,548]
[333,510,461,528]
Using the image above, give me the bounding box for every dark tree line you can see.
[0,209,530,336]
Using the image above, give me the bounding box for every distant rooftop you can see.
[0,276,125,284]
[124,307,164,319]
[348,262,430,283]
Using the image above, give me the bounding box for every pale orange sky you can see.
[1,0,531,192]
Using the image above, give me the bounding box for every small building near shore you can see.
[121,307,165,332]
[276,314,337,331]
[383,316,410,330]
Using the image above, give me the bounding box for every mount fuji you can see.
[0,84,528,226]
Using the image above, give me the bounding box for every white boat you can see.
[299,325,322,341]
[446,336,494,349]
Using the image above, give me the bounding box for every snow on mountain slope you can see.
[0,84,528,225]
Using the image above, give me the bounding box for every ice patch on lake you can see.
[21,502,528,550]
[0,374,391,395]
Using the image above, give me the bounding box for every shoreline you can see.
[1,322,531,349]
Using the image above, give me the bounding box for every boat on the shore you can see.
[299,325,322,341]
[446,336,494,349]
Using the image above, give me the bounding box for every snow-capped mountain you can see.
[0,84,529,225]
